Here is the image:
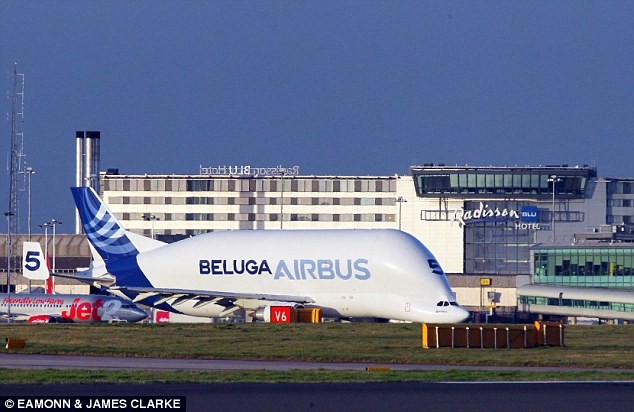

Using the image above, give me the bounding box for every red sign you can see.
[270,306,291,323]
[155,310,170,323]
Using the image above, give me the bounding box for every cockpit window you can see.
[436,301,450,307]
[427,259,445,276]
[449,302,459,306]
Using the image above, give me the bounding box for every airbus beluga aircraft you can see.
[69,186,469,323]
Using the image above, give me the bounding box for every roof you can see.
[518,284,634,304]
[0,234,91,258]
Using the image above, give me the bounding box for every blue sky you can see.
[1,1,633,233]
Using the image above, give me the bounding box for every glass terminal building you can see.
[411,165,634,322]
[411,165,597,277]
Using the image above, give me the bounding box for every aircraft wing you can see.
[0,312,29,320]
[49,271,116,285]
[110,286,314,315]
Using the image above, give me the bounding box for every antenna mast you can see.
[8,64,25,235]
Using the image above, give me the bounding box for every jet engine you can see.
[252,304,300,322]
[27,315,72,324]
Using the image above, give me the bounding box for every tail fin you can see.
[44,250,54,293]
[22,241,50,280]
[71,187,165,262]
[46,277,55,294]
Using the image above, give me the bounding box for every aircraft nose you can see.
[130,309,148,322]
[453,306,470,323]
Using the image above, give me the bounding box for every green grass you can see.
[1,323,633,383]
[1,369,634,384]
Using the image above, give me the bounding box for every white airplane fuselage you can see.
[123,229,469,323]
[0,293,147,323]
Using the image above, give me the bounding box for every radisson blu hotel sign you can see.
[452,203,541,230]
[200,165,300,177]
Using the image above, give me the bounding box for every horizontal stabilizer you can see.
[50,271,116,286]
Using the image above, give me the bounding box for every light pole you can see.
[396,197,408,231]
[4,211,15,322]
[38,222,52,294]
[48,219,62,274]
[142,214,159,239]
[548,175,562,242]
[39,222,52,261]
[25,167,35,240]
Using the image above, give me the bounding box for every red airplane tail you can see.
[45,253,55,294]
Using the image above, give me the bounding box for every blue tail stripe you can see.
[71,187,138,260]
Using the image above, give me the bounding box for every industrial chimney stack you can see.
[75,130,101,233]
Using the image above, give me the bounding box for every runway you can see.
[2,352,634,373]
[1,382,633,412]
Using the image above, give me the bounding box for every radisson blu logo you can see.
[452,202,520,226]
[520,206,538,223]
[452,202,540,230]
